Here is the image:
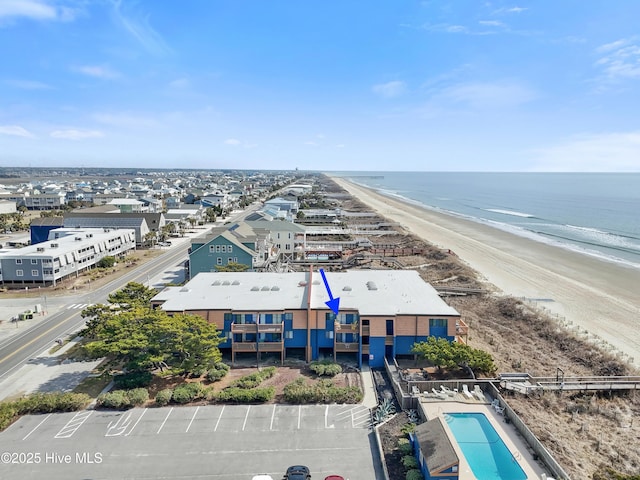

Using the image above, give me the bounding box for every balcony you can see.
[361,345,370,354]
[361,325,370,335]
[385,335,394,346]
[230,323,284,334]
[232,341,284,353]
[334,342,359,352]
[334,323,359,334]
[455,319,469,336]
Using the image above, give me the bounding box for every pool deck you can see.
[419,397,549,480]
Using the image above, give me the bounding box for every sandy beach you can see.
[331,176,640,367]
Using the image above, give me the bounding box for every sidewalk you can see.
[361,364,378,409]
[0,337,101,402]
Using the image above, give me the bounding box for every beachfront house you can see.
[150,270,465,367]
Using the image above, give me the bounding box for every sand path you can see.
[332,176,640,367]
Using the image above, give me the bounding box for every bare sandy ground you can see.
[331,176,640,367]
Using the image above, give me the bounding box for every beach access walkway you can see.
[499,373,640,395]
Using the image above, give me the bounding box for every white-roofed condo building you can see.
[151,270,467,367]
[0,227,136,287]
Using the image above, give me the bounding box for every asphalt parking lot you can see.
[0,404,381,480]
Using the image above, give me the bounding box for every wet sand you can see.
[331,176,640,367]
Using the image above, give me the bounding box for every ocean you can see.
[331,172,640,270]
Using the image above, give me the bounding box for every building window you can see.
[227,258,232,264]
[31,259,38,264]
[215,245,221,252]
[228,245,233,253]
[15,259,22,265]
[32,270,39,276]
[429,319,447,327]
[285,331,293,339]
[16,269,23,277]
[209,245,215,253]
[217,257,222,265]
[221,245,227,253]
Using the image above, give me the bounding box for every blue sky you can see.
[1,1,640,172]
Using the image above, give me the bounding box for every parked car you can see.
[283,465,311,480]
[252,475,274,480]
[324,476,344,480]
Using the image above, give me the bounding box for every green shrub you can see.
[113,371,153,389]
[309,361,343,377]
[406,469,424,480]
[216,387,275,403]
[206,362,230,382]
[398,437,413,455]
[15,392,91,414]
[230,366,276,389]
[402,455,419,470]
[171,382,205,404]
[155,389,173,406]
[97,256,116,268]
[283,378,362,404]
[97,389,148,409]
[401,422,416,435]
[97,390,130,409]
[126,388,149,406]
[0,402,18,431]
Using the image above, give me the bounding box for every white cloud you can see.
[169,77,190,89]
[112,0,171,56]
[594,38,640,81]
[0,125,34,137]
[0,0,80,23]
[0,0,55,20]
[532,131,640,172]
[5,79,52,89]
[50,129,104,140]
[93,112,158,128]
[479,20,504,27]
[224,138,241,146]
[73,65,120,79]
[372,80,407,98]
[438,81,537,109]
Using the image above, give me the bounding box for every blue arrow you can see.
[319,268,340,314]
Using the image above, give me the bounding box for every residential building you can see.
[30,217,64,245]
[151,270,466,367]
[246,220,306,262]
[0,200,17,215]
[0,227,136,287]
[63,211,152,247]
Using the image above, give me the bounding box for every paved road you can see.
[0,245,190,382]
[0,404,380,479]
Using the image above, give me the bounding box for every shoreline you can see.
[330,175,640,367]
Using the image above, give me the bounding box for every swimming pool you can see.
[445,412,527,480]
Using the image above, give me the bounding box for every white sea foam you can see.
[485,208,535,218]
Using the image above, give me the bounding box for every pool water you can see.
[446,412,527,480]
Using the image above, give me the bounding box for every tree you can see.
[215,262,250,272]
[144,231,157,247]
[80,284,222,374]
[97,256,116,268]
[411,337,496,376]
[204,207,217,223]
[107,281,157,308]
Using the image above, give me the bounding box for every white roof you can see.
[154,270,459,317]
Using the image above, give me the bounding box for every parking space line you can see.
[324,405,334,429]
[269,405,276,431]
[157,407,173,434]
[125,408,147,436]
[22,414,51,440]
[186,406,199,433]
[297,405,301,429]
[214,405,225,432]
[242,406,250,431]
[55,411,93,439]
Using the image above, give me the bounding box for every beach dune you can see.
[331,176,640,367]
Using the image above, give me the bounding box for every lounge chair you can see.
[431,388,447,400]
[411,385,420,396]
[440,385,457,397]
[473,385,487,402]
[462,385,474,399]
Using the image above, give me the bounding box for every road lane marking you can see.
[157,407,173,434]
[242,406,250,431]
[214,405,225,431]
[186,406,199,433]
[270,404,276,430]
[125,408,147,436]
[22,414,51,440]
[55,411,93,439]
